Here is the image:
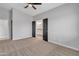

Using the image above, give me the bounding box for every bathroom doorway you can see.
[36,20,43,40]
[32,18,48,41]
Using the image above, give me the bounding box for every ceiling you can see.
[0,3,64,16]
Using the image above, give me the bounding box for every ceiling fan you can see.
[24,3,42,10]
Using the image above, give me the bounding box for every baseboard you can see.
[48,41,79,52]
[0,38,10,40]
[12,37,33,40]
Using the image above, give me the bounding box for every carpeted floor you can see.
[0,37,79,56]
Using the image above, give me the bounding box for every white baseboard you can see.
[12,37,32,40]
[0,38,10,40]
[48,41,79,51]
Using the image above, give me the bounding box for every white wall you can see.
[34,3,79,50]
[13,9,32,40]
[0,7,10,40]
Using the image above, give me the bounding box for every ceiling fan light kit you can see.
[24,3,42,10]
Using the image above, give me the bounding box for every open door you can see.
[43,18,48,41]
[32,21,36,37]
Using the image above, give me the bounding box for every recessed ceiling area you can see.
[0,3,64,16]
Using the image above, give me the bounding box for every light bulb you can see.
[29,4,32,7]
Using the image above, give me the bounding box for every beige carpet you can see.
[0,37,79,56]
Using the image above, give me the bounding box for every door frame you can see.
[32,18,48,42]
[9,8,13,40]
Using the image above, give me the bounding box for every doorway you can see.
[36,20,43,40]
[32,18,48,41]
[43,18,48,41]
[32,21,36,37]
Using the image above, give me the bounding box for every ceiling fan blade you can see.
[24,5,29,8]
[32,5,37,10]
[29,3,42,5]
